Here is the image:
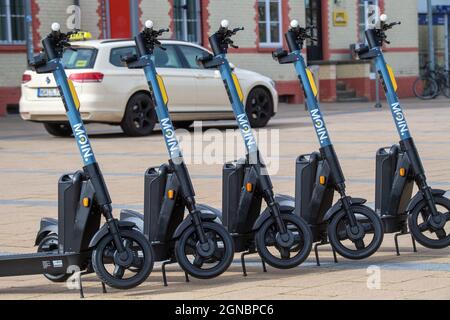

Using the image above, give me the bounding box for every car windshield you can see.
[62,48,96,69]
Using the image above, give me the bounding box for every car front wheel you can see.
[245,87,274,128]
[121,93,157,137]
[43,123,73,137]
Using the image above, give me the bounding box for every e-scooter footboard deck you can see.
[0,252,87,277]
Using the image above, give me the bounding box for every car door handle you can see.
[195,73,207,79]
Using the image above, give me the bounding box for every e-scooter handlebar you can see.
[136,20,169,56]
[29,22,73,67]
[272,20,316,63]
[209,20,244,55]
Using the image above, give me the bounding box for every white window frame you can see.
[174,0,202,44]
[0,0,26,44]
[358,0,379,42]
[258,0,283,48]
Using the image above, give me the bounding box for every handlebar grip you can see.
[196,53,214,64]
[272,48,288,60]
[354,44,369,55]
[121,54,138,64]
[29,53,47,68]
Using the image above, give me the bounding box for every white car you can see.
[20,39,278,137]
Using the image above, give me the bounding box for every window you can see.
[110,45,182,69]
[62,48,97,69]
[258,0,282,47]
[0,0,25,44]
[358,0,379,42]
[177,45,208,69]
[174,0,201,44]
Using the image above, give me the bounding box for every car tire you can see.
[173,121,193,129]
[245,87,274,128]
[43,123,73,137]
[121,93,157,137]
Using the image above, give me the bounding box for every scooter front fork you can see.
[337,187,358,227]
[104,205,126,253]
[186,198,209,244]
[264,190,288,234]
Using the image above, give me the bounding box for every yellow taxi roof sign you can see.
[68,31,92,42]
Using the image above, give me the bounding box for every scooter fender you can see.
[119,210,144,232]
[88,221,136,249]
[252,205,294,232]
[172,212,217,240]
[34,217,58,246]
[405,189,446,213]
[323,198,367,222]
[274,194,295,211]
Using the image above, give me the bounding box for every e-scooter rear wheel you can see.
[37,234,71,282]
[92,229,154,289]
[255,214,312,269]
[328,205,383,260]
[175,221,234,279]
[408,195,450,249]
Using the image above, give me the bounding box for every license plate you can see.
[38,88,60,98]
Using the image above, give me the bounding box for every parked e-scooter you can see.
[354,14,450,250]
[119,21,234,285]
[272,20,384,263]
[197,20,313,272]
[4,23,154,296]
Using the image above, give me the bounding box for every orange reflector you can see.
[167,189,175,200]
[319,176,326,185]
[82,197,90,207]
[399,168,406,177]
[246,183,253,193]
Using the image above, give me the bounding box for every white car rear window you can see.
[62,48,97,69]
[110,45,182,68]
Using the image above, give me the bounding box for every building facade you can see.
[0,0,420,116]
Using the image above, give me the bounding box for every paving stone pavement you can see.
[0,98,449,300]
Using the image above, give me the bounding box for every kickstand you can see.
[79,273,85,299]
[241,251,250,277]
[161,259,176,287]
[262,259,267,273]
[101,282,107,294]
[185,272,190,283]
[411,234,418,253]
[394,231,417,256]
[314,241,337,266]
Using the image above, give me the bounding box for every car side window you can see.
[177,45,209,69]
[110,45,182,68]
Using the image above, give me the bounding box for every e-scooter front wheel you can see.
[92,229,154,289]
[175,221,234,279]
[408,195,450,249]
[255,214,312,269]
[328,205,383,260]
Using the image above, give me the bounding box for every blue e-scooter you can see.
[355,14,450,250]
[273,20,384,261]
[5,23,154,295]
[120,21,234,283]
[197,20,313,270]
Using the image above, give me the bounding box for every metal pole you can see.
[427,0,435,71]
[445,13,449,71]
[24,0,33,64]
[129,0,139,37]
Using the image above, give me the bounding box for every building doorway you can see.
[305,0,323,61]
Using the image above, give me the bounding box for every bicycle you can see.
[413,62,450,99]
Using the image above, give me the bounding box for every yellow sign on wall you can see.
[333,10,348,26]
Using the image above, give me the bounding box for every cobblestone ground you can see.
[0,98,449,300]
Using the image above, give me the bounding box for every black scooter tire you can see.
[408,196,450,249]
[92,229,154,290]
[328,205,383,260]
[175,221,234,279]
[255,214,312,269]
